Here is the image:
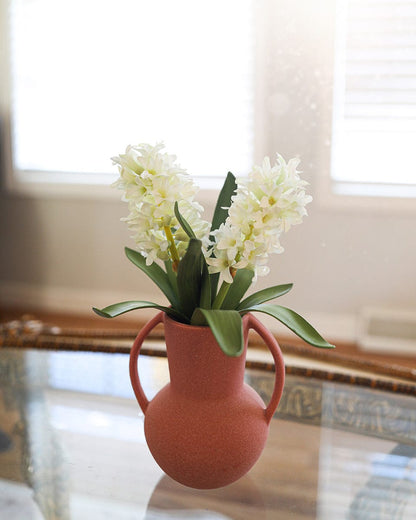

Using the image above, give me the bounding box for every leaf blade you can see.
[210,171,237,234]
[176,238,203,319]
[92,301,188,322]
[209,172,237,302]
[199,255,212,309]
[174,202,210,309]
[174,201,196,239]
[164,260,179,300]
[221,269,254,309]
[125,247,179,307]
[237,283,293,310]
[194,308,244,357]
[243,304,335,349]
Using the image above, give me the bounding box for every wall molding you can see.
[0,280,358,344]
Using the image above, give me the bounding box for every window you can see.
[4,0,415,203]
[3,0,255,191]
[331,0,416,198]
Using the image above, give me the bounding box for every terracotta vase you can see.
[129,312,285,489]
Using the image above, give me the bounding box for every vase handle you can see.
[129,311,164,414]
[246,314,285,424]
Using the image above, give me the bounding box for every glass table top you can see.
[1,346,416,519]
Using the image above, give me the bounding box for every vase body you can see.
[129,312,285,489]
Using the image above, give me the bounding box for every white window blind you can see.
[8,0,254,185]
[332,0,416,194]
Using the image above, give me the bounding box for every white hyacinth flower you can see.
[207,154,312,283]
[113,143,210,265]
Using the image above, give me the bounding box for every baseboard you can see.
[0,280,357,344]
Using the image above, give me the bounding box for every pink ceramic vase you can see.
[129,312,285,489]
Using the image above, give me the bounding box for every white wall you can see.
[1,182,415,344]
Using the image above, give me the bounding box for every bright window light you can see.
[331,0,416,195]
[9,0,254,183]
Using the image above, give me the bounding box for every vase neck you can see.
[163,316,248,399]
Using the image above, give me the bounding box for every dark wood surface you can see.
[2,306,415,369]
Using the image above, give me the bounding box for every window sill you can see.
[4,170,224,201]
[317,180,416,215]
[333,182,416,199]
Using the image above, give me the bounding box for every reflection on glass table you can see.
[0,347,416,519]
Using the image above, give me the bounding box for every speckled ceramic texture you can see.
[130,312,285,489]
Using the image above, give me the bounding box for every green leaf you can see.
[174,201,196,239]
[177,238,203,319]
[242,304,335,349]
[210,172,237,302]
[199,256,212,309]
[164,260,179,299]
[221,269,254,309]
[190,308,208,326]
[210,171,237,234]
[125,247,179,307]
[92,301,188,323]
[237,283,293,310]
[174,201,210,309]
[193,309,244,357]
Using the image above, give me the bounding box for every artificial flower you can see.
[207,154,312,283]
[94,143,334,357]
[112,142,210,266]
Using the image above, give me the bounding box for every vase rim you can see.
[164,312,250,331]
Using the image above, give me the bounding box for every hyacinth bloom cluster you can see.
[207,155,312,284]
[112,143,210,267]
[95,143,334,357]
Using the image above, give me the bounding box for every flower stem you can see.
[212,281,231,309]
[164,226,180,272]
